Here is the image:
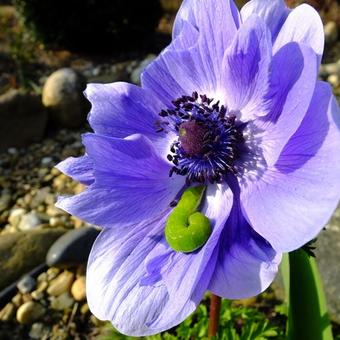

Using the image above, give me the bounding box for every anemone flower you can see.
[56,0,340,336]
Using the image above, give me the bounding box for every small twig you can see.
[208,294,222,338]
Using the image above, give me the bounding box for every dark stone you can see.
[314,207,340,323]
[46,227,100,268]
[0,228,65,290]
[0,89,47,152]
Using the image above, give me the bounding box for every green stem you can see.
[283,250,333,340]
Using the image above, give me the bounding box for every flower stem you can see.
[208,294,221,338]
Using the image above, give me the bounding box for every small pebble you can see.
[328,74,340,87]
[37,272,48,283]
[16,301,45,324]
[47,270,74,296]
[18,212,41,231]
[37,280,48,292]
[324,21,338,45]
[29,322,50,340]
[71,276,86,301]
[50,292,74,310]
[80,303,89,315]
[12,293,23,307]
[0,302,15,321]
[46,267,60,281]
[31,290,44,300]
[17,275,36,294]
[41,157,53,166]
[8,208,26,228]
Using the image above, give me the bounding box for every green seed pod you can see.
[165,186,211,253]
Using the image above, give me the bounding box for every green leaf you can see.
[282,250,334,340]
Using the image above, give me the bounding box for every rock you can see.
[0,228,66,290]
[50,292,74,310]
[130,55,156,85]
[46,227,100,267]
[17,212,41,231]
[0,302,15,321]
[71,276,86,301]
[47,271,74,296]
[29,322,50,339]
[324,21,338,45]
[17,275,36,294]
[16,301,45,324]
[8,208,26,228]
[0,89,47,152]
[314,208,340,324]
[42,68,90,128]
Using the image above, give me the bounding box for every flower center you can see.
[158,92,245,184]
[178,121,208,157]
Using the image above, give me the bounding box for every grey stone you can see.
[42,68,90,128]
[0,89,47,152]
[0,228,66,290]
[17,275,36,294]
[46,227,100,267]
[17,212,41,231]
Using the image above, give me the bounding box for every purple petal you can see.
[241,81,340,252]
[85,82,169,147]
[241,0,289,41]
[143,184,233,329]
[209,183,281,298]
[222,15,271,119]
[86,216,169,336]
[142,0,239,107]
[258,42,318,166]
[273,4,324,64]
[173,0,240,42]
[56,134,184,228]
[87,184,234,335]
[56,155,94,185]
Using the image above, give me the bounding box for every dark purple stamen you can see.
[157,92,244,184]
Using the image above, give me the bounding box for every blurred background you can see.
[0,0,339,339]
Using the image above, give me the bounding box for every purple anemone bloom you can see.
[56,0,340,336]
